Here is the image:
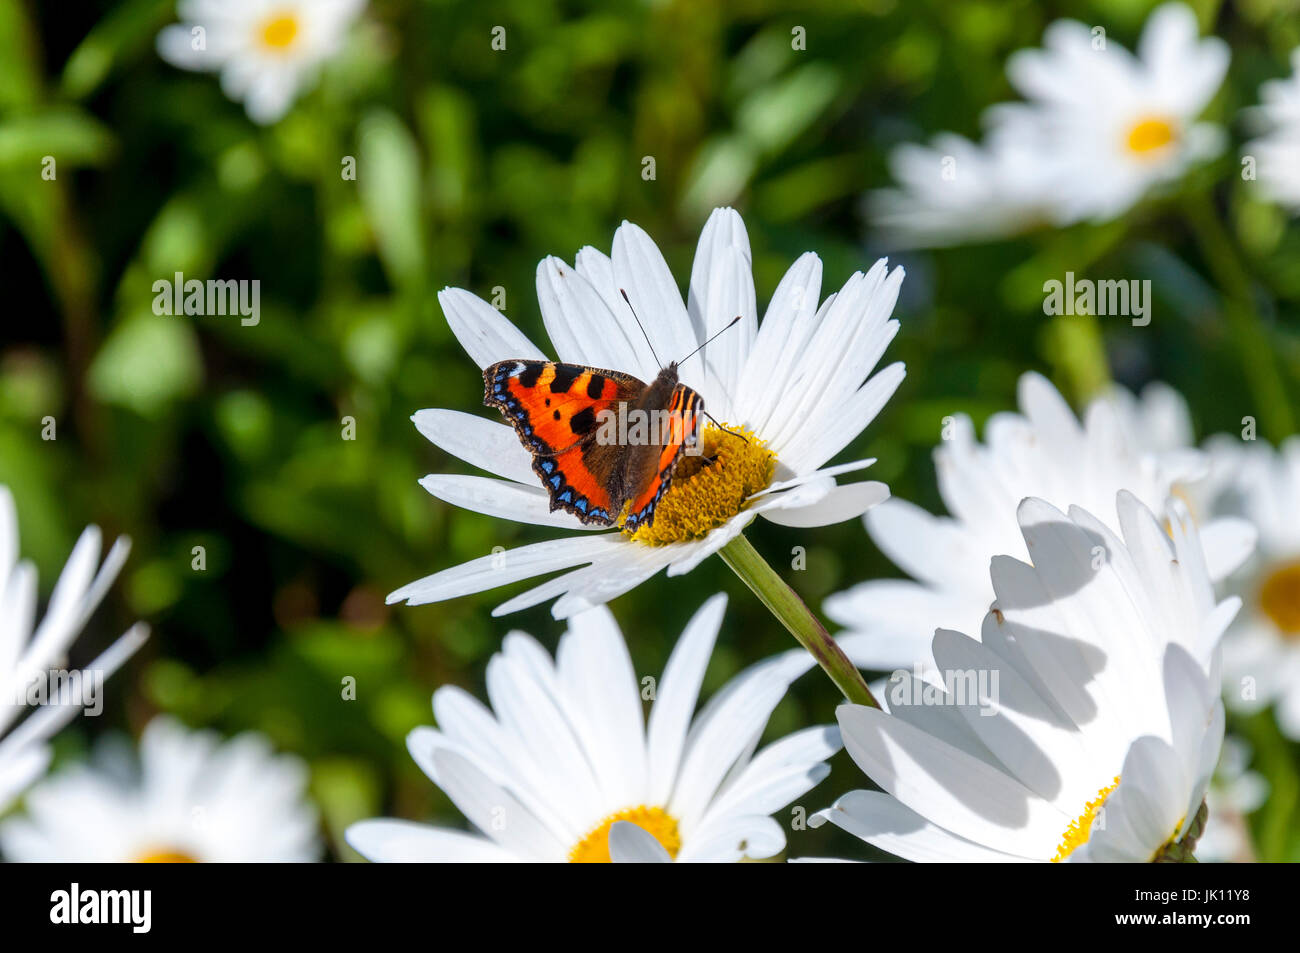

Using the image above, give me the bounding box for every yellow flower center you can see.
[259,12,300,51]
[1052,776,1121,862]
[568,806,681,863]
[135,848,199,863]
[1125,116,1177,156]
[626,423,774,546]
[1259,560,1300,637]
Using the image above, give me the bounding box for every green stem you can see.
[719,533,879,708]
[1183,193,1296,441]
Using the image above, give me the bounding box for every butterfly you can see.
[483,359,702,532]
[483,299,741,532]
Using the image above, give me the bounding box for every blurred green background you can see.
[2,0,1298,860]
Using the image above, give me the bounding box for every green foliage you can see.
[1,0,1298,861]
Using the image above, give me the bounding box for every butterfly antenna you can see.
[703,410,750,444]
[678,316,742,367]
[619,289,662,367]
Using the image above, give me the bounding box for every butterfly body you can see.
[484,359,702,531]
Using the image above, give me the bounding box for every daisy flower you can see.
[870,3,1228,244]
[0,716,319,862]
[993,2,1228,224]
[346,594,841,863]
[1197,737,1265,864]
[388,208,904,622]
[814,492,1237,863]
[870,123,1070,248]
[0,485,146,812]
[1214,437,1300,739]
[157,0,366,124]
[825,373,1253,674]
[1244,50,1300,212]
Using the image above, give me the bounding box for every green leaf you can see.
[87,309,204,416]
[357,110,427,293]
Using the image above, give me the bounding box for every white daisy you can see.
[1213,437,1300,739]
[871,3,1228,244]
[157,0,366,124]
[346,594,841,862]
[0,715,319,862]
[1244,50,1300,212]
[814,492,1237,863]
[870,122,1070,248]
[825,373,1253,674]
[388,208,904,620]
[0,486,146,812]
[993,2,1228,224]
[1197,737,1265,863]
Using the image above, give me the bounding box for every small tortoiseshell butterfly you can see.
[484,359,702,532]
[484,295,740,532]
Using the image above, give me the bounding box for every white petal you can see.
[646,594,727,805]
[813,789,1038,862]
[417,474,598,531]
[608,821,673,863]
[345,820,520,862]
[555,606,648,807]
[535,256,643,372]
[438,287,546,370]
[836,703,1064,857]
[611,221,699,376]
[412,409,536,484]
[760,481,890,528]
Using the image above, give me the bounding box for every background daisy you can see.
[872,2,1228,244]
[824,373,1253,674]
[1210,437,1300,738]
[994,2,1228,223]
[347,594,840,862]
[157,0,366,124]
[815,493,1237,863]
[1244,49,1300,213]
[0,715,320,862]
[0,486,146,812]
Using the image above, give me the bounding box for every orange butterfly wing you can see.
[621,384,703,532]
[485,360,644,525]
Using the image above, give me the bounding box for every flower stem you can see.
[719,533,879,708]
[1183,193,1296,442]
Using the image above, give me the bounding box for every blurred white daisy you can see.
[0,486,146,812]
[347,595,840,862]
[1244,50,1300,212]
[157,0,366,124]
[389,208,904,620]
[1197,736,1265,863]
[994,2,1228,223]
[1215,437,1300,738]
[814,492,1237,862]
[871,123,1070,248]
[825,373,1253,673]
[0,716,319,862]
[871,3,1228,244]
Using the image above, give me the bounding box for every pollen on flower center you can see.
[135,848,199,863]
[569,805,681,863]
[1125,116,1177,156]
[1259,560,1300,637]
[1052,776,1121,862]
[626,423,774,546]
[259,12,300,51]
